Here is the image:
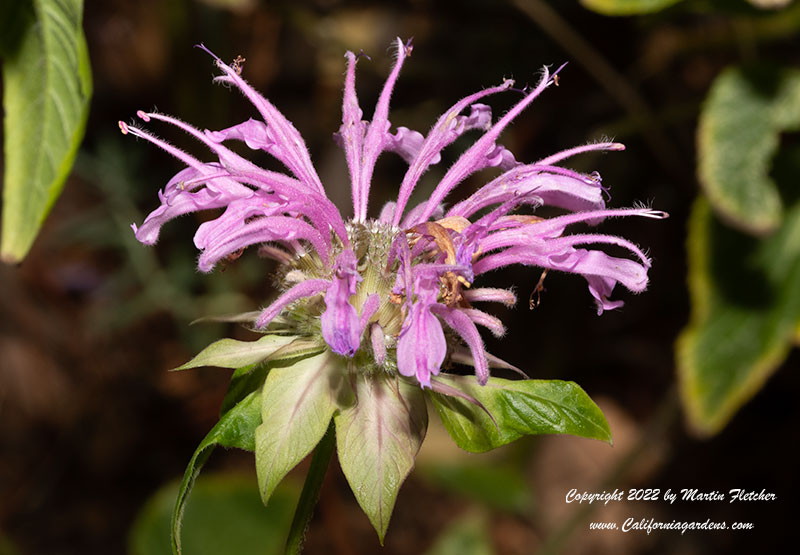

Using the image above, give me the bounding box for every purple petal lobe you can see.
[385,127,435,165]
[321,250,362,356]
[396,277,446,388]
[432,305,489,385]
[205,118,276,151]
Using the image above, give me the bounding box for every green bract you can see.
[430,375,612,453]
[170,330,612,553]
[335,374,427,542]
[256,351,350,505]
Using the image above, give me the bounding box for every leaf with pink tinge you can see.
[255,351,351,505]
[335,374,427,542]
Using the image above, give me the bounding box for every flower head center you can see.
[272,218,478,376]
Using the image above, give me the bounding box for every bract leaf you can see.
[255,351,351,505]
[190,311,261,325]
[430,375,611,453]
[220,363,265,417]
[173,334,300,371]
[219,339,326,418]
[171,389,262,554]
[335,375,427,542]
[1,0,92,262]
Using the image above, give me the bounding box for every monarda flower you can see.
[121,38,665,551]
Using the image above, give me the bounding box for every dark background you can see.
[1,0,797,553]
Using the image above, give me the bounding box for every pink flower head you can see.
[121,38,666,388]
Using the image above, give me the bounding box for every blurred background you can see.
[1,0,798,553]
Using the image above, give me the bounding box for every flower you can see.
[119,38,666,389]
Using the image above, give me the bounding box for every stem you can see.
[285,419,336,555]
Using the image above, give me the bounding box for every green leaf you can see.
[255,351,351,506]
[171,388,262,555]
[219,363,266,417]
[430,376,611,453]
[218,338,326,418]
[173,334,314,371]
[676,196,800,435]
[130,473,298,555]
[1,0,92,263]
[335,375,427,542]
[698,66,800,234]
[580,0,684,16]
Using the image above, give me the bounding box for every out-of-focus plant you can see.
[129,474,298,555]
[423,511,494,555]
[581,0,793,15]
[0,0,91,263]
[679,66,800,435]
[580,0,685,16]
[51,140,259,350]
[583,0,800,435]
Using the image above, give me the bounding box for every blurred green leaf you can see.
[335,375,427,542]
[130,473,297,555]
[421,463,532,514]
[255,351,351,507]
[698,66,800,234]
[430,376,612,453]
[580,0,684,15]
[171,387,262,554]
[1,0,92,263]
[677,196,800,435]
[747,0,794,9]
[424,510,494,555]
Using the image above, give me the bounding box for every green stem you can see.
[285,419,336,555]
